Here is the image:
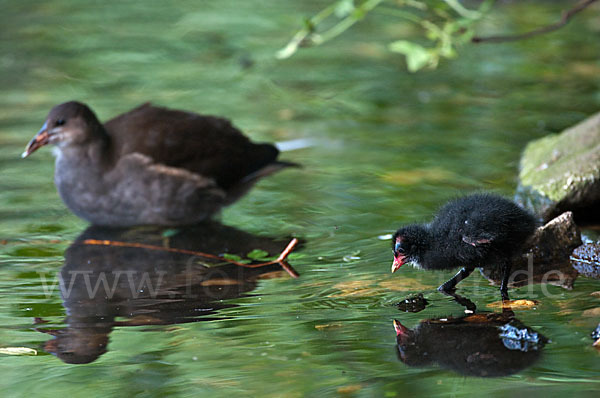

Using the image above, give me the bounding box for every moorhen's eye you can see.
[55,119,66,126]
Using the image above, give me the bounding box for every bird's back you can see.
[104,103,280,189]
[430,193,537,264]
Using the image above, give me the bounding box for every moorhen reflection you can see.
[393,311,547,377]
[37,222,300,364]
[22,101,298,226]
[392,193,537,300]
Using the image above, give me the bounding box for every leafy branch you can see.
[277,0,494,72]
[472,0,598,43]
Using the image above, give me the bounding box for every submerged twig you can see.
[82,237,300,278]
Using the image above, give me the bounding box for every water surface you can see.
[1,1,600,397]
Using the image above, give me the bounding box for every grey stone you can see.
[481,212,581,289]
[516,111,600,224]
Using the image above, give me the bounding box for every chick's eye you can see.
[55,119,65,126]
[394,242,405,253]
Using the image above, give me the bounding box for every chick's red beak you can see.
[393,319,408,337]
[391,254,405,273]
[22,122,49,158]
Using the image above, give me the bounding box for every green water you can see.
[1,1,600,397]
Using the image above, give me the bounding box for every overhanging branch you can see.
[472,0,598,43]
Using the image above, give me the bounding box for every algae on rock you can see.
[517,111,600,224]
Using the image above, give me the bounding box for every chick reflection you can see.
[38,222,299,364]
[394,312,547,377]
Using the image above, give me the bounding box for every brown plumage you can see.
[23,101,297,226]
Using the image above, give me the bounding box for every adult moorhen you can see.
[391,193,537,300]
[22,101,297,226]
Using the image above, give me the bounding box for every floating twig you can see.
[82,237,300,278]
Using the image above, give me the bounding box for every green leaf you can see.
[388,40,433,72]
[247,249,270,260]
[161,228,180,238]
[223,253,243,262]
[334,0,355,18]
[443,0,481,19]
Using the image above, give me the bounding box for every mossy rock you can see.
[517,111,600,224]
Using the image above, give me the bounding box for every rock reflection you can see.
[394,311,547,377]
[37,222,299,364]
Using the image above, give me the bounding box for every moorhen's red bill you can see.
[391,193,537,300]
[22,101,297,226]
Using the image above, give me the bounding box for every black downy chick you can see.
[391,193,537,300]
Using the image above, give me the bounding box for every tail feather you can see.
[225,160,300,205]
[241,161,300,183]
[275,138,315,152]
